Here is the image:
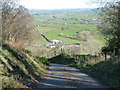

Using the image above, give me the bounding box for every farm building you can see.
[51,40,62,44]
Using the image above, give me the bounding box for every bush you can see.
[35,56,50,65]
[48,54,75,65]
[22,49,32,55]
[70,64,91,70]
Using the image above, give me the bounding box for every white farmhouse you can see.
[51,40,62,44]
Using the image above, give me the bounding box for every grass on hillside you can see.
[0,44,50,88]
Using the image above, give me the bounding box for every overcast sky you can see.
[20,0,100,9]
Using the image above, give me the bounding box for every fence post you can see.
[104,52,107,61]
[84,55,85,61]
[54,51,56,56]
[75,55,77,60]
[78,55,81,65]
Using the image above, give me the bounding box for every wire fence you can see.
[38,47,111,66]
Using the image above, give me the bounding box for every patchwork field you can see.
[26,9,106,55]
[30,9,104,44]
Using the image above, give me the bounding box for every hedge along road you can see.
[38,63,108,88]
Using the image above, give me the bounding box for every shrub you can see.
[48,53,75,65]
[35,56,50,65]
[22,49,32,55]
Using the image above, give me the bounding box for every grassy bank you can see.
[0,44,50,88]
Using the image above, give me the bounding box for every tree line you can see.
[98,0,120,56]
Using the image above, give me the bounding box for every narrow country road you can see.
[38,63,108,88]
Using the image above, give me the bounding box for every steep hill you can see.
[0,44,49,88]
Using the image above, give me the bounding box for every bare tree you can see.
[1,0,33,48]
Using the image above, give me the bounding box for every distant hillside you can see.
[29,8,97,15]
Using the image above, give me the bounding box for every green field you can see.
[30,9,105,45]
